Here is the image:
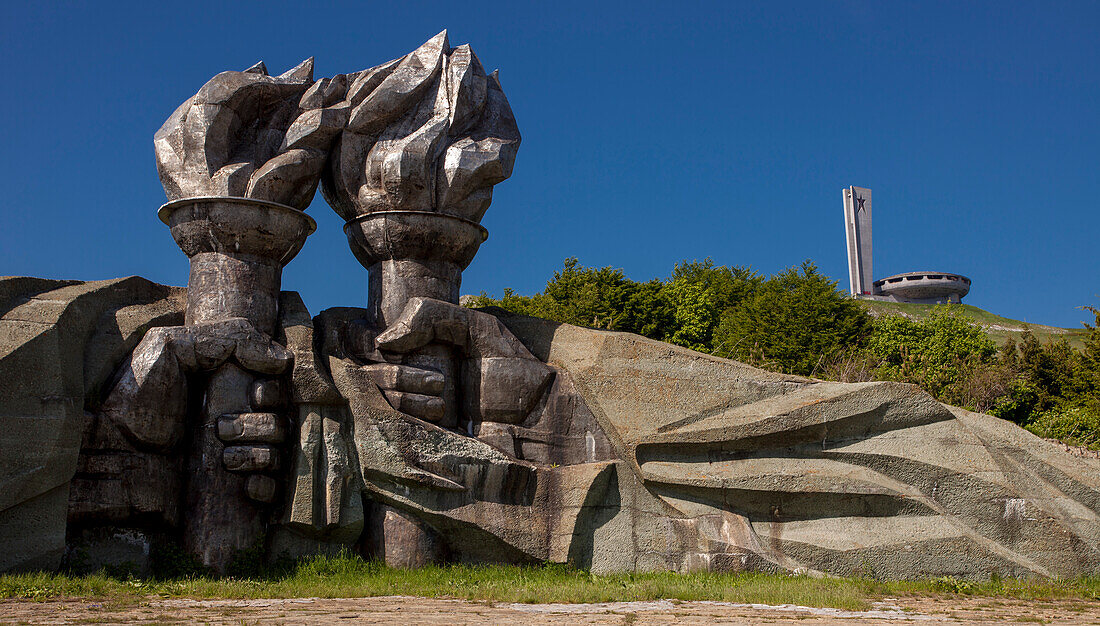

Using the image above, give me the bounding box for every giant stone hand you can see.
[317,32,522,429]
[100,319,293,502]
[345,297,552,427]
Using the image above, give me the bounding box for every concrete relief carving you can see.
[1,33,1099,580]
[69,32,547,572]
[323,30,525,430]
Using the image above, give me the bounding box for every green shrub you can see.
[473,260,1100,450]
[863,307,997,405]
[1025,405,1100,449]
[989,379,1041,425]
[930,576,980,594]
[712,261,871,376]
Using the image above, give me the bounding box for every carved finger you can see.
[192,335,236,369]
[101,328,188,452]
[223,445,280,472]
[218,413,285,444]
[380,389,446,423]
[175,319,294,375]
[250,379,285,411]
[234,334,294,375]
[375,319,433,354]
[363,362,444,395]
[245,475,278,504]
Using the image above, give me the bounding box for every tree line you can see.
[466,258,1100,449]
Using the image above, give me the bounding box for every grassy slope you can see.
[859,300,1089,350]
[2,557,1098,609]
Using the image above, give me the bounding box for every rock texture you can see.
[494,312,1100,578]
[322,30,520,223]
[1,278,1098,579]
[143,34,521,569]
[320,31,521,430]
[0,277,184,572]
[154,58,338,209]
[152,196,314,571]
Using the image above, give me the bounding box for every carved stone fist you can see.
[100,318,292,502]
[215,379,289,503]
[347,297,552,427]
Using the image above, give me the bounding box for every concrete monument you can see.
[0,35,1097,579]
[842,186,971,304]
[843,186,873,297]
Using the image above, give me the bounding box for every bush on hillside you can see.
[469,258,1100,450]
[863,307,997,404]
[1026,405,1100,449]
[712,261,872,376]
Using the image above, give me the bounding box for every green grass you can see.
[3,555,1099,611]
[859,301,1089,349]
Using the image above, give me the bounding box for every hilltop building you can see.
[842,186,970,304]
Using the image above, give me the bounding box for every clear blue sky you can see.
[2,1,1097,327]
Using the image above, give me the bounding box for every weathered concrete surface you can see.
[496,311,1100,579]
[322,30,520,223]
[873,271,971,304]
[0,276,184,572]
[305,301,624,567]
[320,32,521,430]
[3,275,1099,580]
[272,292,364,555]
[156,197,313,572]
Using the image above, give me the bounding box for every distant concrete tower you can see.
[843,186,872,296]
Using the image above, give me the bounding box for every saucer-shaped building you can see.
[873,271,971,304]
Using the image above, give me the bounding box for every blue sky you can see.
[2,1,1097,327]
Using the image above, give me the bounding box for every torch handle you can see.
[162,198,314,572]
[370,258,465,430]
[183,363,265,572]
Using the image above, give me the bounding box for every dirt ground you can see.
[2,595,1100,624]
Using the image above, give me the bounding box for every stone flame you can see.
[322,31,521,222]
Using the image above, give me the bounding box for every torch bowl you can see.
[159,197,317,265]
[343,210,488,271]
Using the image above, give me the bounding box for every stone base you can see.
[362,502,444,568]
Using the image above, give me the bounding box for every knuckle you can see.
[245,475,278,503]
[250,379,285,411]
[217,413,285,443]
[223,445,280,472]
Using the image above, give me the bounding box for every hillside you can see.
[858,300,1089,350]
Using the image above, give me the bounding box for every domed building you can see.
[873,271,970,304]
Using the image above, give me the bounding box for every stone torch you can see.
[159,197,315,569]
[323,32,520,429]
[152,58,337,570]
[343,210,487,428]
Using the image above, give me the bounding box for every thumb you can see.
[375,317,433,353]
[375,297,469,353]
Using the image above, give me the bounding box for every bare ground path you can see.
[3,596,1100,625]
